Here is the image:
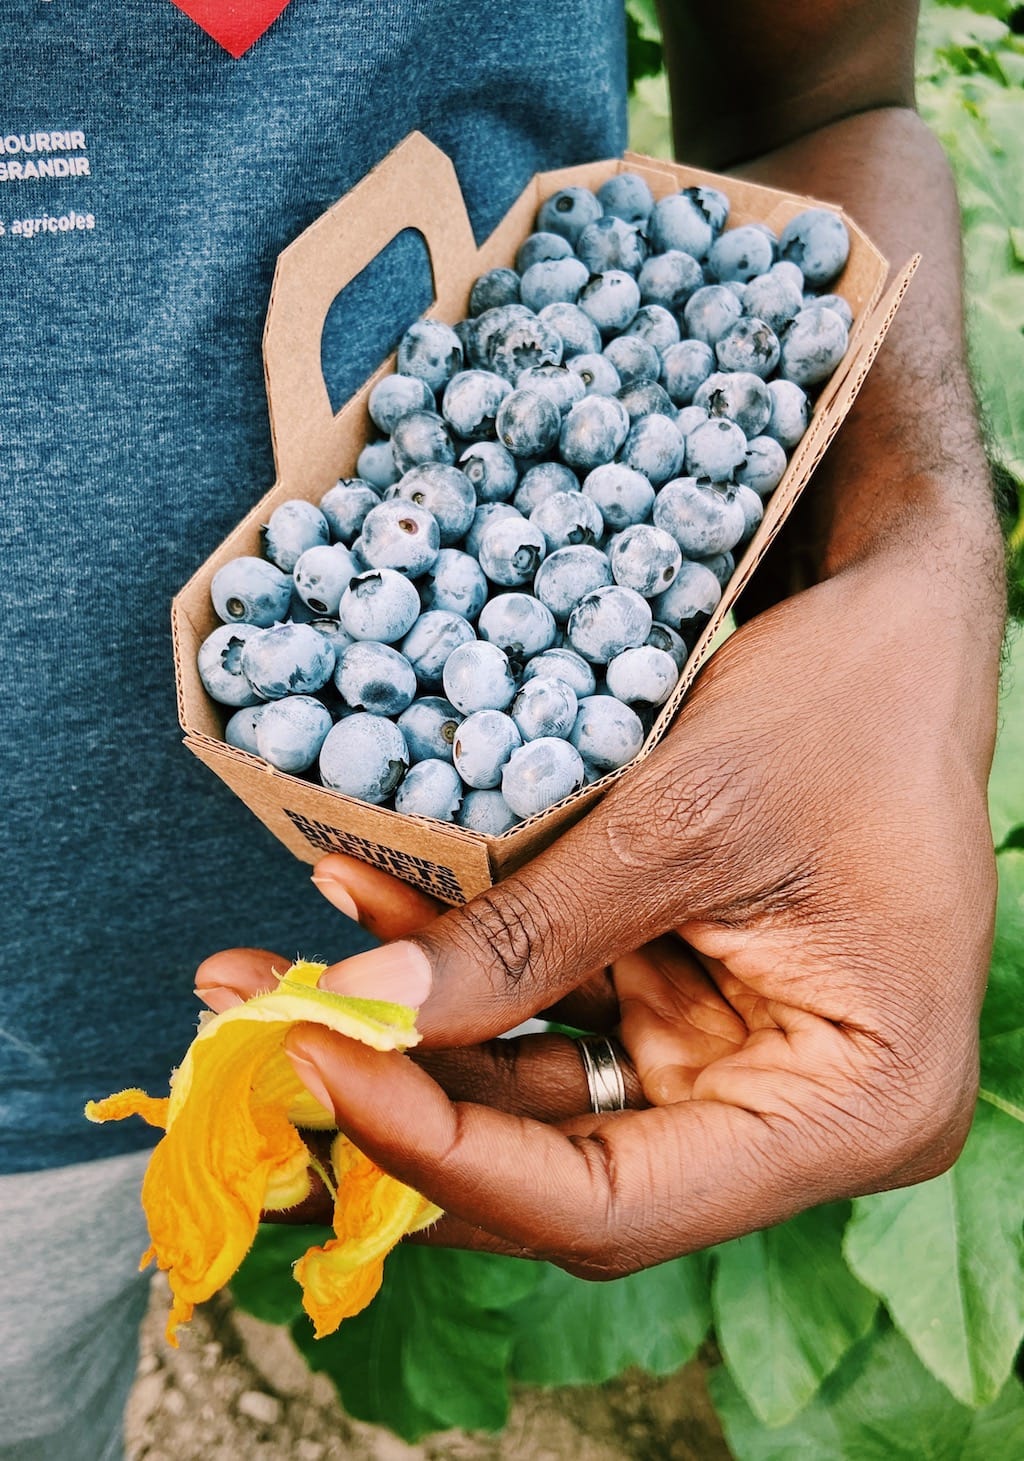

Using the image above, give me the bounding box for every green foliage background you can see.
[233,4,1024,1452]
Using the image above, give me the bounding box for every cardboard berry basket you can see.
[172,131,917,906]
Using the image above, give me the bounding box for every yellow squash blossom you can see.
[86,960,440,1344]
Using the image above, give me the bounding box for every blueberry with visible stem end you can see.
[197,622,266,706]
[319,713,410,804]
[397,696,462,764]
[211,556,292,627]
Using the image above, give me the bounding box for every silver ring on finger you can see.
[576,1035,628,1114]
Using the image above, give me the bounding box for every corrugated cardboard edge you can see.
[172,134,916,905]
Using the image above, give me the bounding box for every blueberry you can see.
[808,292,854,331]
[262,500,330,573]
[603,333,661,388]
[622,304,680,355]
[307,618,355,659]
[224,703,266,753]
[514,364,586,417]
[522,646,597,698]
[477,512,547,586]
[463,502,523,559]
[617,380,676,422]
[530,490,604,551]
[733,482,765,543]
[394,758,464,821]
[510,676,578,741]
[778,305,849,386]
[396,696,462,763]
[197,622,266,706]
[469,268,521,316]
[715,316,781,378]
[390,410,456,474]
[646,620,689,670]
[501,736,586,817]
[565,352,622,398]
[740,271,803,334]
[390,462,476,545]
[338,568,421,643]
[538,301,603,358]
[334,641,418,716]
[575,215,647,276]
[707,225,775,284]
[536,186,603,245]
[606,645,679,708]
[240,622,336,699]
[566,584,653,664]
[582,461,655,530]
[685,418,748,482]
[515,231,575,273]
[290,542,359,616]
[660,339,716,406]
[559,395,630,471]
[469,303,535,369]
[619,414,686,486]
[569,695,645,773]
[695,550,736,588]
[458,441,519,503]
[513,461,579,515]
[356,439,400,491]
[319,713,410,804]
[638,249,704,311]
[519,256,590,311]
[320,478,382,544]
[487,313,564,383]
[693,371,771,439]
[457,788,521,834]
[778,209,850,288]
[578,270,641,337]
[676,404,710,438]
[609,523,682,597]
[400,609,476,691]
[359,499,441,576]
[212,556,292,627]
[368,374,435,434]
[682,285,743,346]
[596,172,655,226]
[647,192,714,259]
[740,435,788,497]
[653,477,746,556]
[477,592,557,666]
[442,639,517,713]
[765,379,811,449]
[685,184,730,237]
[396,319,464,393]
[440,369,512,440]
[533,544,613,621]
[452,709,523,788]
[254,695,333,774]
[650,560,723,632]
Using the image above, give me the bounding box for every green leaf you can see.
[290,1246,541,1441]
[711,1204,878,1428]
[509,1254,712,1386]
[230,1222,335,1326]
[990,634,1024,846]
[844,1102,1024,1407]
[711,1324,1024,1461]
[980,848,1024,1120]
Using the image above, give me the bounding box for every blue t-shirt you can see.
[0,0,627,1172]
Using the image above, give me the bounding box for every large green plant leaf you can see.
[230,1222,336,1326]
[990,630,1024,849]
[980,848,1024,1121]
[509,1253,712,1386]
[711,1325,1024,1461]
[711,1204,878,1428]
[843,1101,1024,1408]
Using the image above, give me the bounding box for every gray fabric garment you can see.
[0,1148,151,1460]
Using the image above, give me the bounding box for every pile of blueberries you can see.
[197,172,852,833]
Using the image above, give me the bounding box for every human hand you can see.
[198,546,999,1274]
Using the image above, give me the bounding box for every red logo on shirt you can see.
[169,0,293,57]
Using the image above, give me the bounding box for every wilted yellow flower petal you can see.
[86,960,434,1345]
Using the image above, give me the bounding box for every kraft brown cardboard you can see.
[172,131,918,904]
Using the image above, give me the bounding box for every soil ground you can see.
[126,1275,734,1461]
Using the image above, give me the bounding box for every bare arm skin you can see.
[199,1,1007,1271]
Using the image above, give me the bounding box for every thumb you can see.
[319,728,743,1046]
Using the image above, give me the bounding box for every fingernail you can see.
[194,985,244,1014]
[320,940,433,1008]
[311,873,359,921]
[285,1035,336,1115]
